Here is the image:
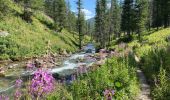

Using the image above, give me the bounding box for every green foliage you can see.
[121,0,135,36]
[110,0,121,38]
[152,0,170,28]
[30,0,44,11]
[0,0,14,17]
[128,28,170,99]
[66,57,139,99]
[135,0,149,38]
[76,0,85,49]
[152,68,170,100]
[0,2,89,60]
[45,0,67,32]
[47,85,73,100]
[95,0,108,48]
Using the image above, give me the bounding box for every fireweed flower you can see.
[14,89,22,100]
[77,65,87,75]
[15,79,23,88]
[0,95,9,100]
[26,61,35,70]
[30,68,55,97]
[14,79,23,100]
[103,89,115,100]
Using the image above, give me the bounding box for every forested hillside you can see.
[0,0,170,100]
[0,0,89,60]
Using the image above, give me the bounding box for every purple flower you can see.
[26,61,35,70]
[77,64,87,74]
[71,74,76,81]
[14,89,22,100]
[15,79,23,88]
[30,68,55,97]
[103,89,115,100]
[0,95,9,100]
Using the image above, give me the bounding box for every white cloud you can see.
[81,9,92,16]
[107,2,111,9]
[81,9,94,20]
[71,9,94,20]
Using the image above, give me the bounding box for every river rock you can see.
[62,49,68,55]
[55,63,61,66]
[0,72,5,77]
[0,68,5,77]
[69,51,72,55]
[54,53,58,57]
[8,64,18,69]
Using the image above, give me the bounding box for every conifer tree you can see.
[110,0,121,39]
[100,0,107,47]
[55,0,67,32]
[76,0,84,49]
[121,0,134,37]
[135,0,149,39]
[95,0,101,43]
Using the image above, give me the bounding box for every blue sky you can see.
[67,0,123,20]
[67,0,96,20]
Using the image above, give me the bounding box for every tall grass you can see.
[128,28,170,100]
[0,0,90,60]
[47,57,140,100]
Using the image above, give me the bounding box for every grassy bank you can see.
[47,57,140,100]
[128,28,170,99]
[0,1,90,61]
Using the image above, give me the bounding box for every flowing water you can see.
[0,51,96,96]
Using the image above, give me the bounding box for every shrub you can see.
[66,57,139,100]
[152,68,170,100]
[0,0,12,17]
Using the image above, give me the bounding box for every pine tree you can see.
[30,0,44,11]
[100,0,107,48]
[45,0,53,18]
[55,0,67,32]
[152,0,165,29]
[121,0,134,37]
[70,12,77,33]
[95,0,108,48]
[162,0,170,27]
[95,0,101,43]
[147,0,154,30]
[135,0,149,39]
[0,0,11,17]
[76,0,84,49]
[110,0,121,39]
[66,0,72,31]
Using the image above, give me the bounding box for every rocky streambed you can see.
[0,52,100,96]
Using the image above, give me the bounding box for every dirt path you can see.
[134,55,151,100]
[136,69,151,100]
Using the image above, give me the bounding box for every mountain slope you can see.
[0,0,89,60]
[87,17,95,26]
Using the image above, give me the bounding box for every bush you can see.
[66,57,139,99]
[130,28,170,99]
[152,68,170,100]
[0,0,12,16]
